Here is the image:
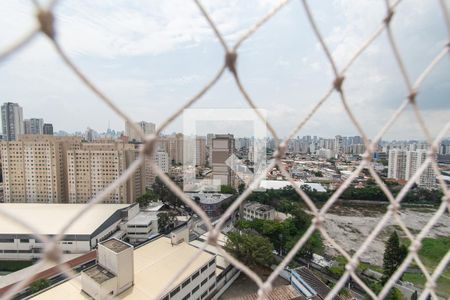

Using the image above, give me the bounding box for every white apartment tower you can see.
[388,149,436,189]
[1,102,24,141]
[144,150,169,188]
[24,118,44,134]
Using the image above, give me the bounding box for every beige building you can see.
[67,142,143,204]
[196,136,207,167]
[143,150,169,189]
[159,133,184,165]
[0,135,81,203]
[125,121,156,143]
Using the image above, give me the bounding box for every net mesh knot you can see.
[37,10,55,39]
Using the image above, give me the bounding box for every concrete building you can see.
[43,123,53,135]
[187,193,234,218]
[125,211,159,243]
[81,239,134,299]
[143,150,169,189]
[0,203,134,260]
[243,202,275,221]
[24,118,44,135]
[1,102,24,141]
[33,234,217,300]
[159,133,184,165]
[67,142,143,204]
[211,134,235,186]
[125,121,156,143]
[196,136,207,167]
[0,135,82,203]
[388,149,436,189]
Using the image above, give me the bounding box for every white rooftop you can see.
[126,211,158,227]
[32,237,214,299]
[0,204,130,235]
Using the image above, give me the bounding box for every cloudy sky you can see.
[0,0,449,140]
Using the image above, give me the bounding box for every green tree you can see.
[238,183,246,194]
[383,231,407,282]
[225,232,274,267]
[158,212,176,232]
[220,185,236,194]
[410,290,418,300]
[136,190,158,207]
[152,176,182,207]
[30,278,50,293]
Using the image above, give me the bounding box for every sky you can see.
[0,0,449,140]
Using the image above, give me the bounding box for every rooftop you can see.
[187,192,233,204]
[83,265,115,284]
[244,202,275,213]
[0,204,130,235]
[126,211,158,227]
[100,239,132,253]
[32,237,214,299]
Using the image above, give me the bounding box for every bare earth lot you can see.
[323,203,450,266]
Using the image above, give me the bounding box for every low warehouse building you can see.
[0,203,137,260]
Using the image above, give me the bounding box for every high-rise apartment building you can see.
[1,102,24,141]
[211,134,235,186]
[67,142,143,204]
[158,133,184,164]
[144,150,169,188]
[43,123,53,135]
[125,121,156,143]
[388,149,436,189]
[196,136,207,167]
[0,135,82,203]
[24,118,44,135]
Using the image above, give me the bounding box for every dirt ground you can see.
[323,203,450,266]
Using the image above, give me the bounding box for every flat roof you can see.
[187,193,233,205]
[83,265,115,284]
[0,204,130,235]
[32,237,214,299]
[100,239,132,253]
[126,212,158,227]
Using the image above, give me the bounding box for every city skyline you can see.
[1,1,449,140]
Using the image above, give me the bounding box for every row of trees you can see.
[246,184,443,205]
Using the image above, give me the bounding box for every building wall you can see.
[162,258,216,300]
[211,135,234,187]
[67,142,142,204]
[0,135,82,203]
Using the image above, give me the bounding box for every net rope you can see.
[0,0,449,299]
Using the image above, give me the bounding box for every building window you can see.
[201,265,207,273]
[201,278,207,287]
[170,286,180,297]
[182,293,190,300]
[192,271,199,280]
[192,285,199,295]
[182,278,191,288]
[208,260,215,267]
[201,291,208,299]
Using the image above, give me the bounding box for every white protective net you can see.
[0,0,449,300]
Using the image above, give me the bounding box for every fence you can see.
[0,0,449,299]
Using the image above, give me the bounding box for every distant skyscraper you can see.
[125,121,156,143]
[211,134,235,186]
[1,102,24,141]
[24,118,44,134]
[43,123,53,135]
